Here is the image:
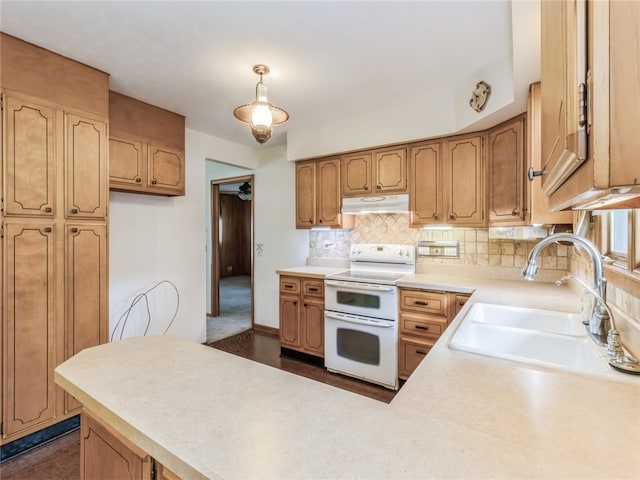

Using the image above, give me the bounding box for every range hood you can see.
[342,194,409,215]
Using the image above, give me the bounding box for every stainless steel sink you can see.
[449,303,639,383]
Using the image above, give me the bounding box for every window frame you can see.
[598,209,640,281]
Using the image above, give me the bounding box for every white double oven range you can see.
[324,244,416,390]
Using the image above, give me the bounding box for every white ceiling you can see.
[0,1,531,150]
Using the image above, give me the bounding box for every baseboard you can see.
[253,324,278,336]
[0,415,80,463]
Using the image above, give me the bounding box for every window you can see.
[600,209,639,276]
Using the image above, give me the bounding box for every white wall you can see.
[253,146,309,328]
[109,132,207,343]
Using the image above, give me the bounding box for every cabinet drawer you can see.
[399,336,435,379]
[400,289,448,316]
[400,313,447,339]
[302,279,324,299]
[453,294,471,316]
[280,277,301,295]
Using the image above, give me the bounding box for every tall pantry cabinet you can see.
[0,33,109,444]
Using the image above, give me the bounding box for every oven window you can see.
[336,328,380,365]
[336,291,381,310]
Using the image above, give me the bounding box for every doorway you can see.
[208,175,254,342]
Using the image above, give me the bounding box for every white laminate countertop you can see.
[55,276,640,480]
[276,265,346,279]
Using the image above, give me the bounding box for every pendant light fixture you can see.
[233,64,289,144]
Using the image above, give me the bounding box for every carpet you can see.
[207,275,251,343]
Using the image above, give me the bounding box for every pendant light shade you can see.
[233,64,289,144]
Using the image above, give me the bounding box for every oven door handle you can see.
[324,280,395,292]
[324,311,394,328]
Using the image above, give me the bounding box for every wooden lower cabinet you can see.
[398,288,470,380]
[279,275,325,358]
[81,410,177,480]
[399,336,435,379]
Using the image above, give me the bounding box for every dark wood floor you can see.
[1,330,398,479]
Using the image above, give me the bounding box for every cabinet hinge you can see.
[0,225,4,239]
[577,82,588,161]
[150,458,157,480]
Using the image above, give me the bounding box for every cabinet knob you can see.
[319,219,323,223]
[433,214,439,220]
[364,185,369,191]
[71,227,79,234]
[135,177,142,183]
[449,213,457,220]
[151,179,158,185]
[43,227,52,233]
[43,206,52,213]
[70,208,79,214]
[376,184,381,190]
[511,209,519,216]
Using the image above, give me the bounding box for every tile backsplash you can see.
[309,213,567,271]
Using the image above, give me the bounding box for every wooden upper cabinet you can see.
[2,94,56,217]
[410,140,443,225]
[542,0,640,210]
[316,158,343,227]
[341,151,372,196]
[109,91,185,196]
[2,221,56,440]
[147,145,185,195]
[295,160,316,228]
[527,83,573,225]
[109,136,146,190]
[295,157,350,229]
[65,113,108,220]
[342,147,407,197]
[374,146,407,194]
[445,134,486,227]
[488,115,526,225]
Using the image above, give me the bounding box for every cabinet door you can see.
[301,300,324,357]
[2,222,56,439]
[488,115,526,225]
[341,152,372,196]
[64,224,108,414]
[527,83,573,224]
[109,136,146,190]
[410,140,443,225]
[373,146,407,194]
[3,95,55,217]
[279,294,301,349]
[452,294,470,317]
[540,0,584,190]
[65,113,108,219]
[147,145,185,195]
[607,0,640,188]
[81,411,150,480]
[445,135,486,226]
[316,158,342,227]
[295,161,316,228]
[398,336,434,380]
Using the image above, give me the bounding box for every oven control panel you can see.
[350,244,415,264]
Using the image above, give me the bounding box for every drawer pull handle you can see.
[308,287,319,292]
[284,285,294,289]
[415,325,429,330]
[414,301,429,306]
[416,350,428,356]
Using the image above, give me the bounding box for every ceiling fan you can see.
[238,181,252,201]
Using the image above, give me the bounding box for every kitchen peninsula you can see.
[55,277,640,480]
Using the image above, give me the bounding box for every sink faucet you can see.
[522,233,640,375]
[521,233,609,340]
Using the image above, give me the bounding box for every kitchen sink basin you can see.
[449,303,637,381]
